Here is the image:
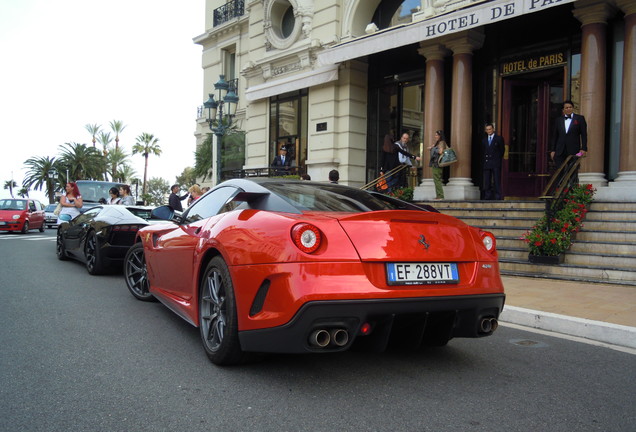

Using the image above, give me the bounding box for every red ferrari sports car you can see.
[125,179,505,365]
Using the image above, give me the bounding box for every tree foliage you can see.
[132,133,162,198]
[57,142,104,182]
[145,177,170,206]
[22,155,61,204]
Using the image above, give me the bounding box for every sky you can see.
[0,0,205,202]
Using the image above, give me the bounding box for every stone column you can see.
[414,43,447,200]
[573,1,616,188]
[442,29,484,200]
[610,0,636,199]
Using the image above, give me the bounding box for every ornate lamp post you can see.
[204,75,239,184]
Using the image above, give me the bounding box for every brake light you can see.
[480,230,496,253]
[112,225,141,232]
[291,223,322,254]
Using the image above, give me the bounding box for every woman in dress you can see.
[428,130,449,200]
[107,187,121,205]
[118,185,135,205]
[57,182,83,224]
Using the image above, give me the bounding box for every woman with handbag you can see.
[428,130,448,200]
[57,182,83,224]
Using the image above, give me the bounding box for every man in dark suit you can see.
[271,145,292,175]
[482,123,505,200]
[550,100,588,169]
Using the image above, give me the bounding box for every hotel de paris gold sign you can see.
[501,52,566,76]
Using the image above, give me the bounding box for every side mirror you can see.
[150,205,175,221]
[58,214,72,222]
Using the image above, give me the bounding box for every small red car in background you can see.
[0,198,46,233]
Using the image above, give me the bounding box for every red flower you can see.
[550,239,557,244]
[534,241,542,246]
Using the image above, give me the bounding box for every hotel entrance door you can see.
[501,71,564,197]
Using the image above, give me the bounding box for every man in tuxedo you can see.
[482,123,505,200]
[271,145,292,175]
[550,100,588,169]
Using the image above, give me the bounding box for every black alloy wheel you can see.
[124,243,155,302]
[21,221,29,234]
[56,231,68,260]
[85,231,105,275]
[199,256,244,365]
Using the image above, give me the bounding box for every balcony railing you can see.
[213,0,245,27]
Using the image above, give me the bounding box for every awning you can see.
[317,0,575,66]
[245,64,339,101]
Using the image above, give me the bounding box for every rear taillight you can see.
[480,230,496,253]
[112,225,141,232]
[291,223,322,254]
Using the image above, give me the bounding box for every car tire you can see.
[21,221,29,234]
[124,243,156,302]
[199,256,245,366]
[56,230,68,260]
[39,223,44,233]
[85,231,105,275]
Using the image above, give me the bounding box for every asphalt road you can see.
[1,230,635,432]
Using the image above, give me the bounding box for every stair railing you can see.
[539,155,582,231]
[360,164,410,191]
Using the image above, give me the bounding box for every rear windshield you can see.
[260,182,426,213]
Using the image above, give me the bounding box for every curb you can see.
[499,306,636,349]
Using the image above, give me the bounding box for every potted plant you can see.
[522,184,595,264]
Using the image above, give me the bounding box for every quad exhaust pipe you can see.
[479,317,499,334]
[308,328,349,348]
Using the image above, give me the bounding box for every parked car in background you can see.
[124,179,505,366]
[0,198,46,233]
[75,180,127,212]
[44,203,58,228]
[56,204,171,275]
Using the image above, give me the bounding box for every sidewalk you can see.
[499,275,636,349]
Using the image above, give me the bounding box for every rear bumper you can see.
[238,293,505,354]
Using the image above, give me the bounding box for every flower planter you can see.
[528,253,564,265]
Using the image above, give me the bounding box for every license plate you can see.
[386,262,459,285]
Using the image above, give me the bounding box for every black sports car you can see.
[56,205,175,275]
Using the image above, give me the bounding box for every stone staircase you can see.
[416,200,636,286]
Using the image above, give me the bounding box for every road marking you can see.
[0,235,56,241]
[500,322,636,355]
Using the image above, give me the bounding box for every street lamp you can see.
[47,169,57,204]
[204,74,239,184]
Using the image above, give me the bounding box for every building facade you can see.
[194,0,635,201]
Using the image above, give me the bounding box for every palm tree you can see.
[117,164,137,184]
[23,155,61,204]
[85,123,101,148]
[4,180,17,198]
[109,120,127,151]
[193,134,213,181]
[109,120,127,178]
[17,187,30,198]
[58,142,104,181]
[97,131,113,180]
[105,146,129,182]
[132,133,162,199]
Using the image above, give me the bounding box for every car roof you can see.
[211,178,432,214]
